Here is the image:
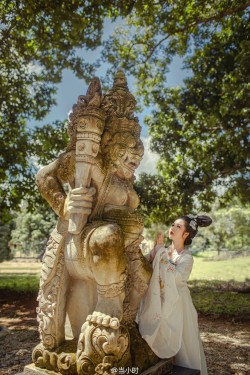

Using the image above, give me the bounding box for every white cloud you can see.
[136,136,160,177]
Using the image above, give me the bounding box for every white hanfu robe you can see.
[138,246,207,375]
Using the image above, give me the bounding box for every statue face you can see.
[102,132,144,179]
[116,145,143,179]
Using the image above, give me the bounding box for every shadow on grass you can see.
[189,279,250,321]
[0,288,38,332]
[189,278,250,291]
[1,275,249,322]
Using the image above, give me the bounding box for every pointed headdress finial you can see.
[114,68,128,88]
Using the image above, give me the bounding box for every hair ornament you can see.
[180,214,212,246]
[189,219,198,230]
[186,214,195,219]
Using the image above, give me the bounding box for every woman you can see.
[138,214,212,375]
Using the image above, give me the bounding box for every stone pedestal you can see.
[24,359,173,375]
[24,362,201,375]
[170,366,200,375]
[24,364,56,374]
[140,359,173,375]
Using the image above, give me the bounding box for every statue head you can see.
[101,132,144,179]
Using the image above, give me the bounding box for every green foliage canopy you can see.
[191,200,250,255]
[103,0,250,223]
[1,0,249,227]
[0,0,135,219]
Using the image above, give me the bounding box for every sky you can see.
[37,56,186,137]
[34,20,188,176]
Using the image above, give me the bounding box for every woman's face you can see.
[168,219,189,242]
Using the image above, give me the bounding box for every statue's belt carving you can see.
[97,280,126,298]
[102,208,144,234]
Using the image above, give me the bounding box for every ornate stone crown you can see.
[101,69,137,120]
[67,70,141,150]
[104,116,141,138]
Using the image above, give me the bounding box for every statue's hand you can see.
[63,186,96,220]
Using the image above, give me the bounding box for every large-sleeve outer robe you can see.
[138,246,207,375]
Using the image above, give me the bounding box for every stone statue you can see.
[28,70,172,375]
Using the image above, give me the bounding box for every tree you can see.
[10,204,57,257]
[0,0,135,219]
[191,200,250,255]
[1,1,250,226]
[0,218,13,262]
[102,0,250,223]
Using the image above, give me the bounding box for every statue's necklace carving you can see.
[111,174,132,192]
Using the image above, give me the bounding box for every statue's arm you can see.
[36,152,75,217]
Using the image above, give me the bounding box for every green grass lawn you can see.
[190,283,250,316]
[0,274,39,292]
[191,254,250,282]
[0,255,249,317]
[189,255,250,317]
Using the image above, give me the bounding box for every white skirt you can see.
[137,249,207,375]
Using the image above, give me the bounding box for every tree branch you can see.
[190,2,250,26]
[143,2,250,63]
[144,35,171,63]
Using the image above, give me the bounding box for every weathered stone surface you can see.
[23,363,200,375]
[29,70,167,374]
[24,363,57,374]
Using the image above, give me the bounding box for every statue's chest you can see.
[104,175,139,208]
[105,182,129,206]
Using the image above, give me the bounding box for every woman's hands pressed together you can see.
[155,232,164,246]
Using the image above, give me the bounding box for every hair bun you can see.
[195,215,212,227]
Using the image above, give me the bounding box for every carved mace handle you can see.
[68,100,106,235]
